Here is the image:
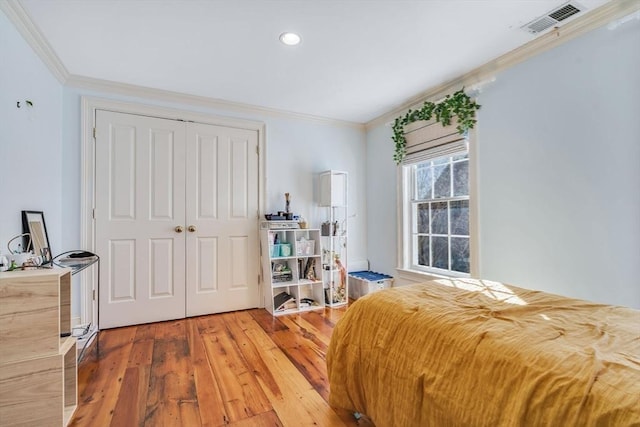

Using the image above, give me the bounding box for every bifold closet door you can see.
[95,111,187,329]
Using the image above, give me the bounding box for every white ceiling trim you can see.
[365,0,640,130]
[65,74,364,129]
[1,0,68,83]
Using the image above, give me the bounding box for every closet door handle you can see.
[188,225,196,232]
[175,226,184,233]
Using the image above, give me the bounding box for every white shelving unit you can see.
[319,170,348,307]
[260,227,325,315]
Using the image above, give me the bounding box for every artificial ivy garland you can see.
[392,89,481,163]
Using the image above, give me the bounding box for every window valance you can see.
[402,118,468,165]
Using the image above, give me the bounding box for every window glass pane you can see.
[453,153,468,161]
[416,163,432,200]
[432,236,449,269]
[453,160,469,197]
[450,200,469,235]
[433,156,448,165]
[433,163,451,198]
[451,237,470,273]
[431,202,448,234]
[417,203,429,233]
[418,236,430,266]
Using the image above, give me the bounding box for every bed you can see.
[327,278,640,426]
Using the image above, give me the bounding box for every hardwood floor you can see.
[70,307,372,427]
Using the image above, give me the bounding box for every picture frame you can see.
[22,210,52,264]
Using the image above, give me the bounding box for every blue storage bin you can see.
[348,271,394,299]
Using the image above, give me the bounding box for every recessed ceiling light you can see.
[279,32,301,46]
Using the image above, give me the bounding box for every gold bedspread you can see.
[327,279,640,427]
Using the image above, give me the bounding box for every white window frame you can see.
[397,131,479,282]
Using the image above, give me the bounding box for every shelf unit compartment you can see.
[268,230,295,259]
[298,283,324,311]
[271,259,296,285]
[273,287,297,314]
[294,230,318,257]
[0,270,70,364]
[297,256,320,282]
[323,269,348,305]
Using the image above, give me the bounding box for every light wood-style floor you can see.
[70,307,373,427]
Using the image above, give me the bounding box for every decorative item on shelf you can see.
[321,221,339,236]
[274,291,296,311]
[296,237,315,256]
[285,192,291,213]
[299,298,318,308]
[272,261,292,283]
[335,255,347,292]
[264,212,295,221]
[304,258,317,281]
[280,243,292,257]
[391,88,481,163]
[22,210,52,265]
[298,216,308,229]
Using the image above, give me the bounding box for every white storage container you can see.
[348,271,393,300]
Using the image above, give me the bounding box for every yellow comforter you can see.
[327,279,640,426]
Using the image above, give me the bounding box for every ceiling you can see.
[14,0,611,123]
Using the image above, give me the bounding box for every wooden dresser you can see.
[0,269,77,426]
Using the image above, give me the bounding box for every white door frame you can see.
[80,96,266,328]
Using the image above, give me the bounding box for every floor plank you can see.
[72,306,370,427]
[70,326,137,426]
[186,318,229,427]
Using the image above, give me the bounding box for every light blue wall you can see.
[0,10,63,258]
[366,17,640,308]
[365,122,396,276]
[475,17,640,308]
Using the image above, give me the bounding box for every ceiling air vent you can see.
[522,2,585,34]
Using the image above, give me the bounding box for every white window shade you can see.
[402,118,468,165]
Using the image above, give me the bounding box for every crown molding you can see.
[1,0,69,83]
[365,0,640,130]
[66,74,364,129]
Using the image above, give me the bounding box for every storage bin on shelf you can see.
[296,238,315,256]
[271,243,292,258]
[348,271,394,300]
[271,244,281,258]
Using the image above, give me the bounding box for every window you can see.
[405,151,470,275]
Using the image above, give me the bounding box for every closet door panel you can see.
[96,110,186,329]
[185,123,260,316]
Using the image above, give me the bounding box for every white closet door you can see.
[96,111,186,329]
[185,123,260,316]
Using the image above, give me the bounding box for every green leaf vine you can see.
[392,89,481,163]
